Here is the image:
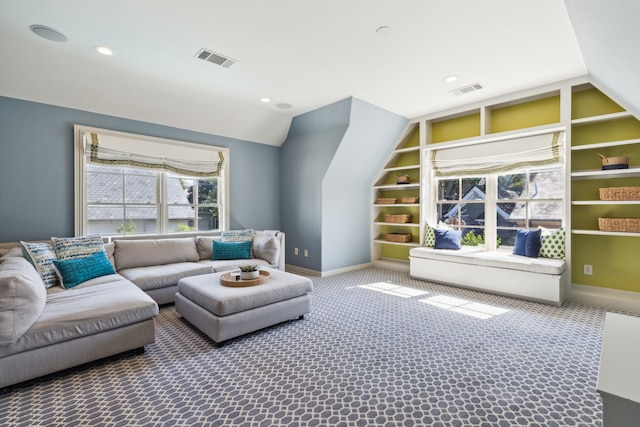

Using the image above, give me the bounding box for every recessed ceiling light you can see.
[376,26,390,36]
[276,103,293,109]
[261,97,271,103]
[444,75,459,83]
[30,25,67,42]
[95,46,113,56]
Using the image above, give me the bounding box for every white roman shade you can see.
[84,130,225,177]
[431,131,564,177]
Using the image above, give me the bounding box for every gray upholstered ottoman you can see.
[175,268,312,345]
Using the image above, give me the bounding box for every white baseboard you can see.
[285,262,372,277]
[568,283,640,314]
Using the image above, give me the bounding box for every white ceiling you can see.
[0,1,590,146]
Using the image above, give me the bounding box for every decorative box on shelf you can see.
[401,196,419,204]
[385,233,412,243]
[598,218,640,233]
[599,154,629,170]
[599,186,640,201]
[384,214,412,223]
[395,174,411,185]
[376,197,397,204]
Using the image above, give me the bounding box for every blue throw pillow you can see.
[434,228,462,250]
[53,251,116,289]
[513,229,542,258]
[212,240,252,260]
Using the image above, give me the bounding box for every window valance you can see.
[430,131,564,177]
[84,130,225,177]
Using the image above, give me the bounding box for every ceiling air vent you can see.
[195,48,237,68]
[449,82,484,96]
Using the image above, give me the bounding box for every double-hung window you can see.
[74,125,229,237]
[430,131,565,250]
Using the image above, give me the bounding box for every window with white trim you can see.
[74,125,229,236]
[430,131,565,249]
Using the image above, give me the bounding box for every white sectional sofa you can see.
[409,246,568,306]
[0,230,285,388]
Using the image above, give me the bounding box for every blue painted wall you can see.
[280,97,408,272]
[0,96,280,242]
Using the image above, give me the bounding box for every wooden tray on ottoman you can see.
[220,270,271,287]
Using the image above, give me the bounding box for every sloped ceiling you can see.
[564,0,640,117]
[0,1,610,146]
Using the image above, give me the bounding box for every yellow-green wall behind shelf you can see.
[572,87,624,119]
[491,95,560,133]
[397,127,420,149]
[431,113,480,143]
[572,234,640,292]
[380,244,412,260]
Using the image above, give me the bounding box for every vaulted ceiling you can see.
[0,1,636,146]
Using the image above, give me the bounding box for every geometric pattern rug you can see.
[0,267,618,426]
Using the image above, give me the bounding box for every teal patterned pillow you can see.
[540,227,565,260]
[212,240,252,260]
[423,222,436,247]
[53,251,116,289]
[20,241,59,288]
[221,229,254,257]
[52,235,105,261]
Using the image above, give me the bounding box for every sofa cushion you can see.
[0,257,47,345]
[252,235,280,265]
[0,277,158,358]
[53,251,117,289]
[20,241,59,288]
[118,262,213,292]
[113,237,199,270]
[0,247,23,261]
[196,236,222,260]
[51,235,105,260]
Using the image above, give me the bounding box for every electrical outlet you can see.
[304,249,309,257]
[584,264,593,275]
[294,248,298,256]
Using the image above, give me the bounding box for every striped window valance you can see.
[431,131,565,177]
[84,130,225,177]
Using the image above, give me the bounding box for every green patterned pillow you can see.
[540,227,565,260]
[423,222,436,247]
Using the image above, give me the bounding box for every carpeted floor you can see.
[0,267,617,426]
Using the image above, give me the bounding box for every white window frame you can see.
[74,125,230,237]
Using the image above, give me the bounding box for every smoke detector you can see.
[195,48,237,68]
[449,82,484,96]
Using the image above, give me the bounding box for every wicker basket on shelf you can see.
[401,196,419,204]
[598,218,640,233]
[384,214,412,223]
[599,186,640,201]
[376,198,397,204]
[599,154,629,170]
[395,174,411,184]
[385,233,412,243]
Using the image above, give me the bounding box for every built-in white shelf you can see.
[571,111,632,126]
[374,184,421,190]
[571,167,640,180]
[373,222,420,227]
[572,200,640,205]
[373,203,420,207]
[572,229,640,237]
[571,137,640,151]
[373,239,420,247]
[382,165,420,173]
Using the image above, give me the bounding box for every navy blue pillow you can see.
[434,228,462,250]
[525,228,542,258]
[513,229,542,258]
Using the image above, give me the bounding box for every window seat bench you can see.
[409,246,567,306]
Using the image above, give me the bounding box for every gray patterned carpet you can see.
[0,267,613,426]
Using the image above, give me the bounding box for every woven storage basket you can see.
[396,174,410,184]
[376,197,397,204]
[401,196,419,204]
[384,214,412,223]
[598,218,640,233]
[599,153,629,170]
[599,186,640,201]
[385,233,412,243]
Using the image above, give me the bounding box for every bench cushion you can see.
[177,269,313,317]
[409,247,565,275]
